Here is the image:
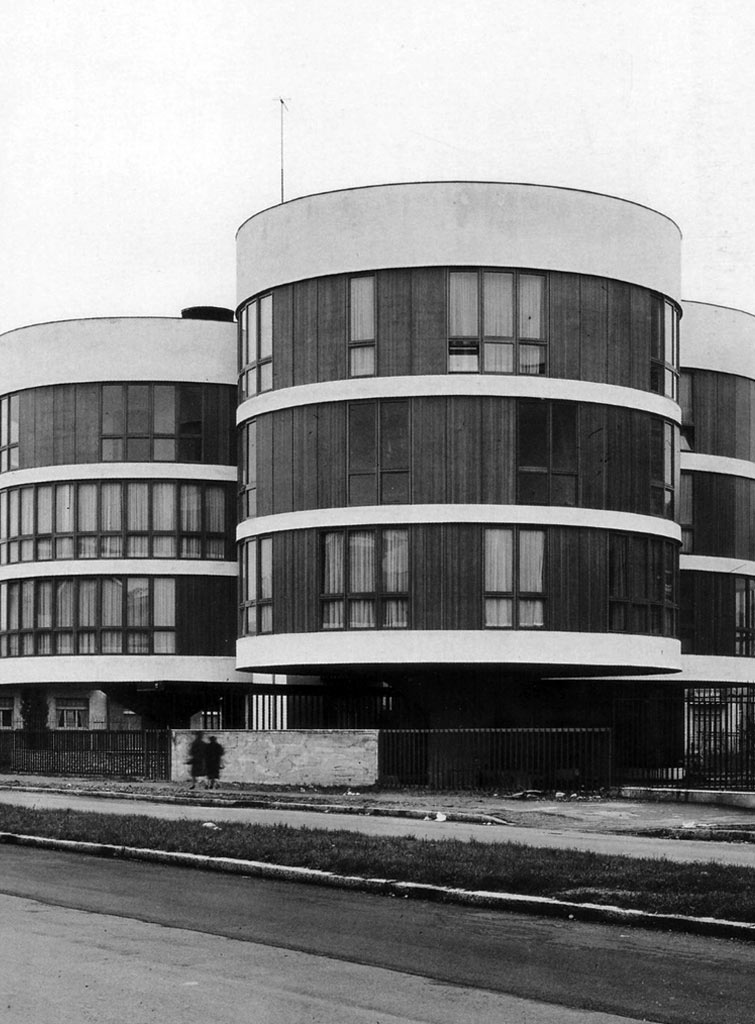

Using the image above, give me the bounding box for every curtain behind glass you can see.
[483,272,513,337]
[153,578,175,627]
[349,532,375,591]
[350,277,375,341]
[518,275,543,338]
[485,529,513,591]
[450,273,478,336]
[519,531,544,591]
[382,530,407,591]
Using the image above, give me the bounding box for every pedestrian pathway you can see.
[1,786,754,867]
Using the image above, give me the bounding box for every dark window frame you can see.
[348,275,376,378]
[319,527,409,631]
[239,535,272,636]
[608,532,677,636]
[483,526,546,629]
[239,294,273,399]
[448,269,547,376]
[347,400,410,506]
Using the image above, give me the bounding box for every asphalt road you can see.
[1,845,754,1024]
[2,788,755,866]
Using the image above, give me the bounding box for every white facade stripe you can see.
[0,655,249,686]
[238,375,681,426]
[238,505,682,542]
[681,453,755,481]
[0,560,237,582]
[0,463,237,489]
[237,631,680,673]
[237,182,681,302]
[680,555,755,577]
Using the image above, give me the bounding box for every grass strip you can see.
[1,804,754,922]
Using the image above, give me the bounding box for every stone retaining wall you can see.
[172,729,379,787]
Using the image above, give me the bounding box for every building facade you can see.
[235,182,683,727]
[0,308,248,729]
[3,180,754,753]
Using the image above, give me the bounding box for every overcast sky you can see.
[2,0,755,335]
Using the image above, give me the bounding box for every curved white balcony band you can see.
[0,655,249,686]
[681,452,755,481]
[0,463,237,489]
[0,317,237,393]
[0,559,237,582]
[237,631,680,675]
[608,655,755,685]
[681,301,755,378]
[238,505,681,542]
[681,555,755,578]
[238,375,681,427]
[237,182,681,303]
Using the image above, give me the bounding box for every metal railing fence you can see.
[0,730,170,780]
[378,727,612,790]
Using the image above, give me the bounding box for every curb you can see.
[0,784,504,826]
[1,829,754,942]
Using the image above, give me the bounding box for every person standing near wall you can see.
[187,730,207,789]
[204,735,225,789]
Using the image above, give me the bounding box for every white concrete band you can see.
[237,182,681,302]
[611,655,755,685]
[681,453,755,481]
[681,301,755,378]
[237,505,682,542]
[0,655,250,686]
[237,630,680,673]
[0,464,237,489]
[0,317,237,392]
[0,560,237,582]
[237,375,681,426]
[681,555,755,578]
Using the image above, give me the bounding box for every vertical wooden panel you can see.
[605,407,630,512]
[547,527,581,631]
[579,277,608,382]
[716,375,736,456]
[481,398,515,504]
[443,525,481,629]
[33,387,54,468]
[317,276,347,381]
[53,385,76,465]
[735,377,750,462]
[582,529,608,632]
[274,285,294,390]
[377,270,412,376]
[411,524,444,629]
[578,403,606,510]
[272,531,293,633]
[177,577,235,656]
[272,408,294,514]
[74,384,100,464]
[411,268,447,375]
[694,371,717,455]
[447,398,481,503]
[218,385,236,466]
[274,531,319,635]
[256,414,273,517]
[316,403,346,508]
[292,405,319,511]
[548,272,581,380]
[629,286,651,391]
[18,390,36,469]
[606,280,632,387]
[629,411,651,515]
[202,385,220,465]
[293,279,318,386]
[411,398,447,503]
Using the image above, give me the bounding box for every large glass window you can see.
[349,276,376,377]
[735,577,755,656]
[239,419,257,520]
[56,698,89,729]
[484,528,545,628]
[517,402,577,505]
[0,481,230,563]
[239,295,273,398]
[449,270,546,375]
[679,472,693,554]
[0,576,176,656]
[320,528,408,629]
[100,383,212,464]
[0,395,19,472]
[240,536,272,636]
[608,534,676,635]
[650,298,680,400]
[650,419,675,519]
[347,401,409,505]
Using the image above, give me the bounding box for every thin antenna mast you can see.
[275,97,291,203]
